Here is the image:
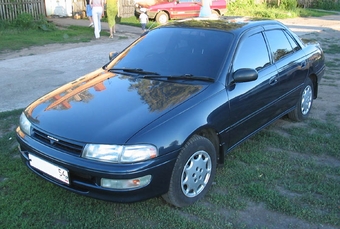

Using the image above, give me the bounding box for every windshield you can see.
[111,27,233,80]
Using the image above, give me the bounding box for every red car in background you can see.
[135,0,227,24]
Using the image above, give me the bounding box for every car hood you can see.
[25,68,205,144]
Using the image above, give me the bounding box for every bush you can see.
[313,0,340,10]
[229,0,256,9]
[36,14,57,31]
[15,13,35,29]
[0,19,11,30]
[13,13,56,31]
[280,0,298,10]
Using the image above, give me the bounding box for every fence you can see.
[0,0,45,21]
[118,0,136,18]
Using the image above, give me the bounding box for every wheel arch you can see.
[211,9,221,15]
[155,10,170,23]
[308,73,318,99]
[191,127,224,165]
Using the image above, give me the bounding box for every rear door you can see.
[226,29,282,148]
[263,27,308,111]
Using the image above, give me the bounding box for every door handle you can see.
[269,76,278,85]
[300,60,306,68]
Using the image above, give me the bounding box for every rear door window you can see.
[265,29,294,62]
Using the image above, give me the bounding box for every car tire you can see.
[156,11,169,25]
[162,135,217,207]
[288,77,314,121]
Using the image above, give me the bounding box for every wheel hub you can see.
[301,85,312,115]
[181,150,212,198]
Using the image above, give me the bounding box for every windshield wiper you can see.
[142,74,215,82]
[108,69,214,82]
[109,68,159,76]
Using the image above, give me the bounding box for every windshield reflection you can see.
[111,27,232,79]
[124,75,201,112]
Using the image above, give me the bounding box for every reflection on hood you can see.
[25,68,202,117]
[25,68,111,115]
[126,75,201,112]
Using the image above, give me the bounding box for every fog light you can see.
[101,175,151,190]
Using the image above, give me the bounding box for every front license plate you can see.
[29,154,69,185]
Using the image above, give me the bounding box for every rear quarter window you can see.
[284,30,301,52]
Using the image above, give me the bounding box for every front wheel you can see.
[156,11,169,24]
[288,77,314,121]
[162,135,217,207]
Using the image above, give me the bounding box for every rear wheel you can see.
[156,11,169,24]
[288,77,314,121]
[211,10,219,18]
[162,135,217,207]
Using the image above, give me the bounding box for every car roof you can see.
[161,17,285,35]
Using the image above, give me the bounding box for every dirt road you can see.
[0,33,139,112]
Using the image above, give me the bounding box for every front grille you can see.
[32,128,84,155]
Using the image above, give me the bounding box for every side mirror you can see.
[109,51,119,60]
[232,68,258,83]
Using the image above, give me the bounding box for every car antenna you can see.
[147,20,157,31]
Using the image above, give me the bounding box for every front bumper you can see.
[16,128,178,203]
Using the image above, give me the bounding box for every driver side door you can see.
[226,29,282,149]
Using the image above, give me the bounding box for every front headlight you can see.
[82,144,158,163]
[19,112,31,136]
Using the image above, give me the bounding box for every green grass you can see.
[0,25,95,53]
[227,3,334,19]
[323,44,340,55]
[103,15,157,28]
[1,110,340,228]
[325,60,339,69]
